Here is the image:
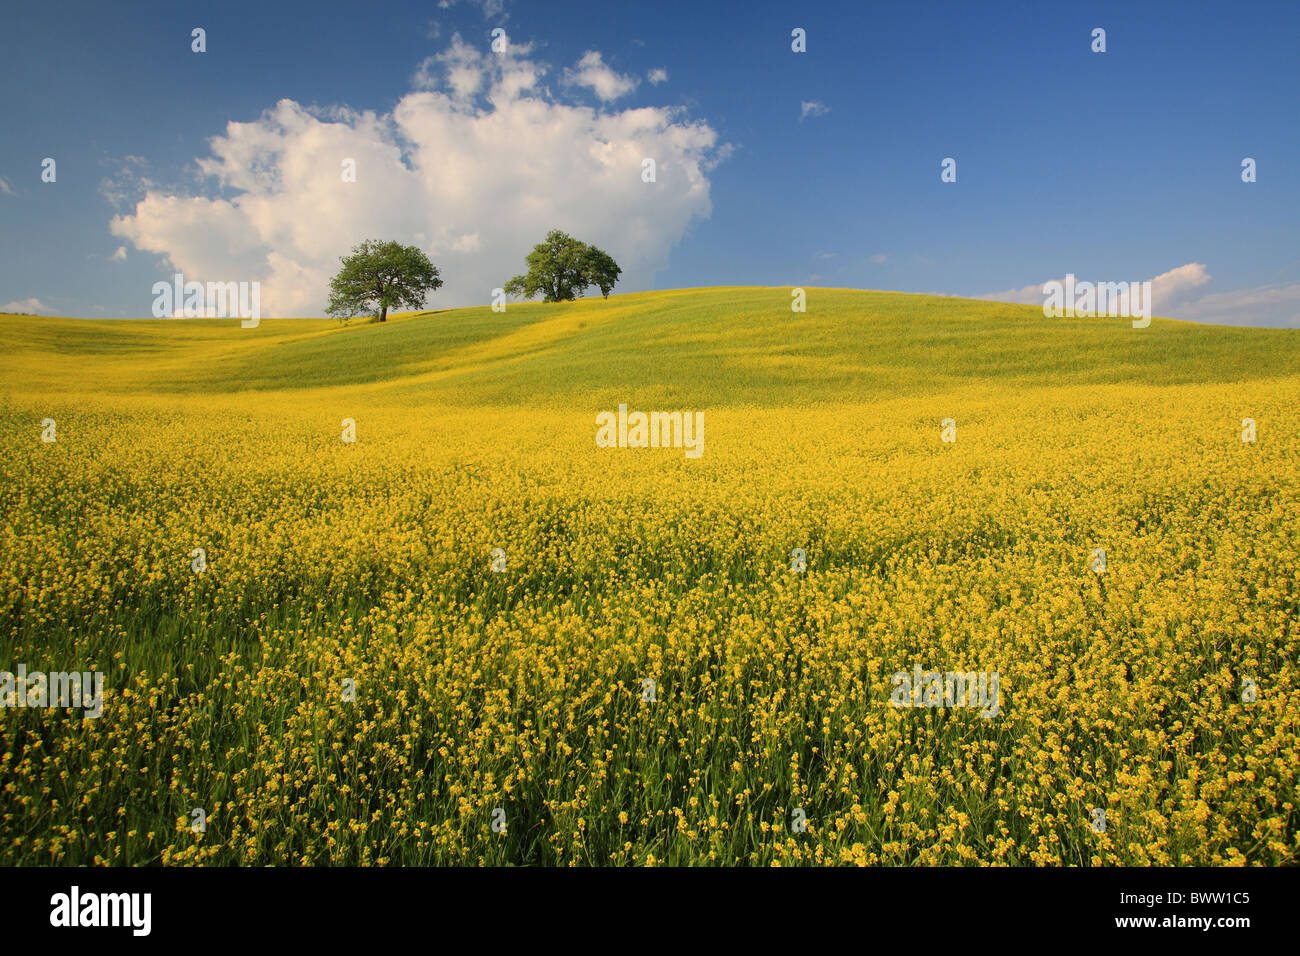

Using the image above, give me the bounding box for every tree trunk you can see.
[379,305,388,322]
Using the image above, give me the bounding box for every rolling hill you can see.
[1,287,1297,867]
[3,287,1296,404]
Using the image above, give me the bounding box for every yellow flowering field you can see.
[1,288,1297,865]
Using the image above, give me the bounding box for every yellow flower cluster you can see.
[1,312,1297,866]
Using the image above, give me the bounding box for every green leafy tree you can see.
[326,239,442,323]
[504,230,622,302]
[582,245,621,299]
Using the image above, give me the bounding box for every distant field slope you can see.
[2,287,1296,404]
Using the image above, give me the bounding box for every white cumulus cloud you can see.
[980,262,1298,326]
[110,35,727,316]
[2,297,51,314]
[564,50,639,102]
[981,263,1212,311]
[1171,282,1300,328]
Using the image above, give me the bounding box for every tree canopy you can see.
[504,230,622,302]
[326,239,442,323]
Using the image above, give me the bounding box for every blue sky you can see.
[1,0,1297,324]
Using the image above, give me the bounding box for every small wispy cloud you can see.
[438,0,507,18]
[0,176,15,196]
[799,100,830,121]
[870,253,888,263]
[647,67,668,85]
[98,155,155,212]
[565,50,639,101]
[111,246,127,261]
